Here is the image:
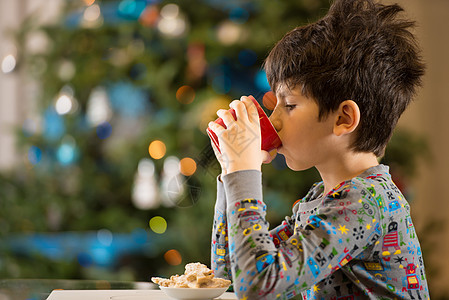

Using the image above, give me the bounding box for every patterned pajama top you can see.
[211,164,430,299]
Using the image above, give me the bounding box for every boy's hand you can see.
[210,139,229,176]
[208,96,264,174]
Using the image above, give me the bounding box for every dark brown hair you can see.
[264,0,425,157]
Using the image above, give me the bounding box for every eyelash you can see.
[285,104,296,111]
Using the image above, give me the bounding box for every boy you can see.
[207,0,430,299]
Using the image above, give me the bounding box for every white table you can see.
[46,289,238,300]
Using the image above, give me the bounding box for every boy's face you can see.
[269,85,336,171]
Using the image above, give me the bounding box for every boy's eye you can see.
[285,104,296,111]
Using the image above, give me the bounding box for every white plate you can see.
[159,286,230,300]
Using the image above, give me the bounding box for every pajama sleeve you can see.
[222,170,383,300]
[211,175,232,280]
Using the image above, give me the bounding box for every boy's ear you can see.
[333,100,360,136]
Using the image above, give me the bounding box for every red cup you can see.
[206,95,282,153]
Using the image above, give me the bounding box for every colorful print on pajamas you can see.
[211,165,429,299]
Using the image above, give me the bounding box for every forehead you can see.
[275,84,304,100]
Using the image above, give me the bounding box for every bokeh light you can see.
[84,4,101,22]
[164,249,182,266]
[58,60,76,81]
[263,91,277,111]
[212,74,231,94]
[83,0,96,5]
[160,3,179,19]
[238,49,257,67]
[139,5,159,27]
[97,229,113,246]
[229,7,249,24]
[216,21,242,45]
[56,142,78,166]
[149,216,167,234]
[118,0,147,20]
[87,86,112,126]
[132,228,149,244]
[148,140,166,160]
[1,54,16,73]
[255,70,271,92]
[55,94,73,115]
[77,252,93,267]
[43,107,65,141]
[158,4,186,37]
[176,85,195,104]
[96,122,112,139]
[179,157,197,176]
[28,146,42,165]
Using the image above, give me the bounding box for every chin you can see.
[285,157,312,172]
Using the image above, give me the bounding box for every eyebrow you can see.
[275,90,290,104]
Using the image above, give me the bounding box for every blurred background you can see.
[0,0,447,299]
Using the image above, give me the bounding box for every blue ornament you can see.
[96,122,113,139]
[117,0,147,20]
[43,107,65,141]
[77,252,93,267]
[28,146,42,165]
[255,70,271,92]
[108,82,150,118]
[56,143,79,166]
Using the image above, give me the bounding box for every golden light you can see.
[179,157,197,176]
[149,216,167,234]
[148,140,166,160]
[263,91,277,111]
[198,96,232,132]
[176,85,195,104]
[83,0,96,5]
[164,249,182,266]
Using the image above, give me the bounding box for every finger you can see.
[208,121,226,136]
[210,140,221,157]
[230,100,249,123]
[262,149,277,164]
[242,96,260,124]
[216,109,235,129]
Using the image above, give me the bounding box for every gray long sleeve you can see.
[211,165,429,300]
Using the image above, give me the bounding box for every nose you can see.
[269,109,282,132]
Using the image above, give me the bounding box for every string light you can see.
[87,86,112,126]
[149,216,167,234]
[1,54,16,73]
[55,94,73,115]
[148,140,166,160]
[132,159,159,210]
[179,157,197,176]
[164,249,182,266]
[176,85,195,104]
[56,136,78,166]
[58,60,76,81]
[216,21,242,45]
[158,4,187,37]
[263,91,277,111]
[96,122,112,139]
[97,229,113,246]
[28,146,42,165]
[82,3,103,28]
[83,0,96,6]
[84,4,101,22]
[161,156,184,207]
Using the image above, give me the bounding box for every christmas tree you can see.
[0,0,427,283]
